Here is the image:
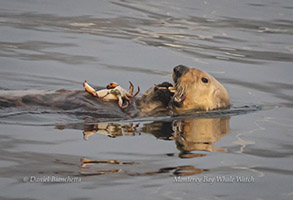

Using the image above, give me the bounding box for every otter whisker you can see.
[174,84,186,102]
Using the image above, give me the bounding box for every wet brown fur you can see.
[171,67,231,112]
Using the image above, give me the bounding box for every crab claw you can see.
[84,80,98,97]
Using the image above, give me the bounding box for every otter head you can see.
[171,65,230,112]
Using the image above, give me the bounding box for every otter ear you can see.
[213,89,231,109]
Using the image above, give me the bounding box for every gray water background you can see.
[0,0,293,199]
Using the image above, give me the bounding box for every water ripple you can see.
[1,10,292,64]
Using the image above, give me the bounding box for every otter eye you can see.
[201,77,208,83]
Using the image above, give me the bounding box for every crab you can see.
[83,80,140,108]
[83,123,140,140]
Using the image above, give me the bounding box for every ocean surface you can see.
[0,0,292,199]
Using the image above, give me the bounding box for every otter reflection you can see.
[143,117,230,157]
[172,117,230,156]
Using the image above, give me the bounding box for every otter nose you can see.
[173,65,189,78]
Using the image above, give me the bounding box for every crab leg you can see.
[83,130,97,140]
[128,81,134,95]
[118,96,129,108]
[128,81,140,97]
[154,85,176,93]
[96,89,111,98]
[168,86,176,93]
[125,95,132,104]
[133,86,140,97]
[84,80,97,96]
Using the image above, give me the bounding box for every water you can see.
[0,0,293,199]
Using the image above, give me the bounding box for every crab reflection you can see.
[83,123,140,140]
[63,116,231,155]
[80,157,207,176]
[57,116,230,176]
